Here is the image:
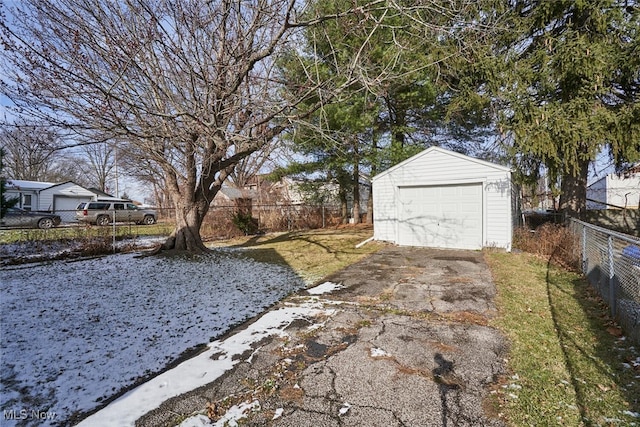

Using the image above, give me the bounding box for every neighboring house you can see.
[4,180,101,222]
[3,180,55,212]
[372,146,515,251]
[214,175,369,223]
[40,182,99,213]
[218,176,327,206]
[244,175,368,212]
[212,186,259,206]
[87,187,116,199]
[587,171,640,210]
[519,174,558,212]
[242,175,307,205]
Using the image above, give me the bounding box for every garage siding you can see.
[372,147,512,250]
[372,176,397,243]
[39,182,97,213]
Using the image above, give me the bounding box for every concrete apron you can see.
[139,246,508,427]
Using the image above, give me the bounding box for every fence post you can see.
[608,236,616,318]
[112,210,117,254]
[582,224,587,275]
[322,205,326,228]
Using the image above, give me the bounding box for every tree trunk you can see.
[340,191,349,224]
[352,163,361,224]
[162,199,210,253]
[335,168,352,225]
[366,136,378,226]
[559,158,590,222]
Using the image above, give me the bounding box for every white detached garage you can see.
[372,147,514,251]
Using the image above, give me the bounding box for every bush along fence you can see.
[119,204,343,237]
[570,218,640,345]
[199,203,344,239]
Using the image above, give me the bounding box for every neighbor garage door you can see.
[397,183,483,250]
[53,196,92,222]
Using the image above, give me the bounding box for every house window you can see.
[22,194,32,211]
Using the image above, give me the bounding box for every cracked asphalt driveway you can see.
[139,246,509,427]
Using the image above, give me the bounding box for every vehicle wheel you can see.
[38,218,54,229]
[143,215,156,225]
[97,215,111,226]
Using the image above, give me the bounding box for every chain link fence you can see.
[198,204,344,239]
[1,203,345,242]
[570,218,640,344]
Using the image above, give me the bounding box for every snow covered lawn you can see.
[0,249,306,426]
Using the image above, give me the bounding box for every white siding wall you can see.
[372,148,512,250]
[586,177,608,209]
[39,183,96,212]
[4,189,39,210]
[606,175,640,209]
[587,174,640,209]
[372,173,397,242]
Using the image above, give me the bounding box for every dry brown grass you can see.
[278,385,304,402]
[513,224,581,271]
[439,311,491,326]
[211,225,383,284]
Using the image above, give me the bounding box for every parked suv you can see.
[76,200,157,226]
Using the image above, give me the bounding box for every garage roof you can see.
[372,146,511,182]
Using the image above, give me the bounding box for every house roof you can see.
[219,186,257,200]
[587,171,640,189]
[587,176,606,189]
[87,187,115,198]
[372,146,511,182]
[5,179,56,191]
[38,181,89,192]
[6,180,102,197]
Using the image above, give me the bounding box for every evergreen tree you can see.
[0,148,19,218]
[278,0,487,222]
[495,0,640,218]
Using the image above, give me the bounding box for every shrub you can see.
[513,224,580,271]
[232,211,259,235]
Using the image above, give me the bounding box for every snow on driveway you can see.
[0,249,306,426]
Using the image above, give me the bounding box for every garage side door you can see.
[397,184,483,249]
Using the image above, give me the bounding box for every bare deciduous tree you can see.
[82,143,115,193]
[228,141,283,189]
[0,124,61,181]
[0,0,478,251]
[46,155,93,188]
[0,0,350,252]
[118,144,169,207]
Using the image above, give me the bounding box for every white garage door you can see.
[54,196,92,222]
[397,183,483,249]
[54,196,91,211]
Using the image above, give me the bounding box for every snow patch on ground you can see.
[0,236,164,266]
[272,407,284,420]
[306,281,344,295]
[339,402,352,416]
[370,347,391,358]
[0,249,306,426]
[78,301,333,427]
[177,400,260,427]
[178,414,212,427]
